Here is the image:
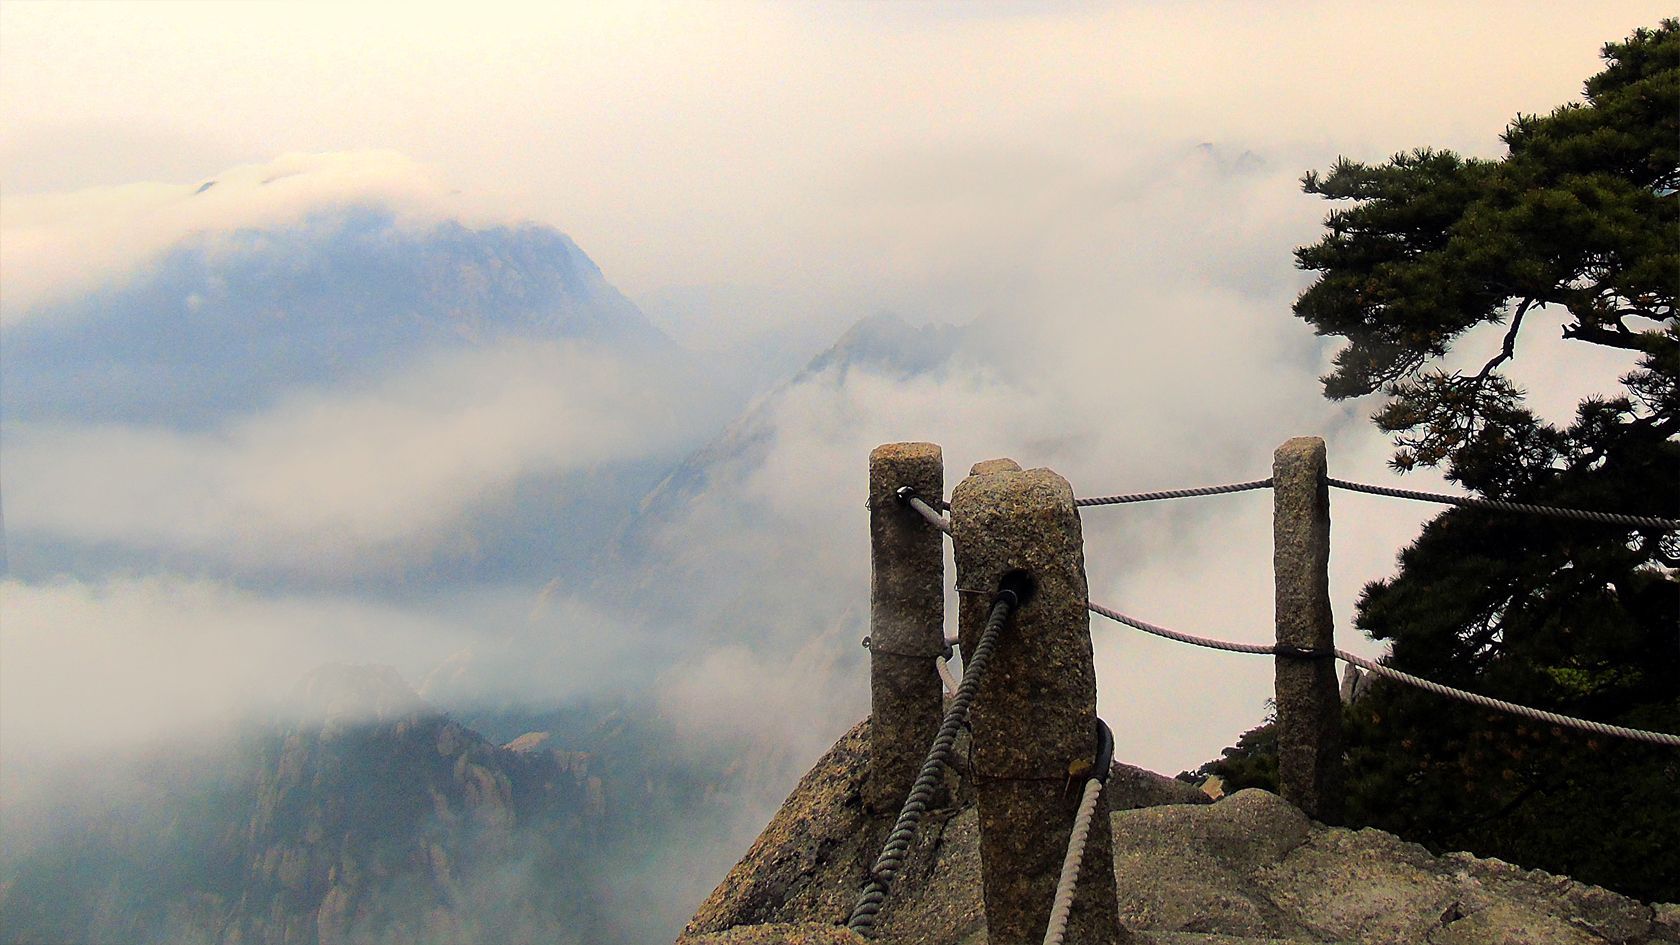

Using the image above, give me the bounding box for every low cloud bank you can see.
[631,151,1470,778]
[1,575,458,761]
[5,338,708,578]
[0,139,1651,942]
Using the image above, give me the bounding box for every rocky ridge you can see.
[680,719,1680,945]
[0,666,612,945]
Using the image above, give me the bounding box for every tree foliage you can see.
[1200,22,1679,901]
[1296,21,1676,479]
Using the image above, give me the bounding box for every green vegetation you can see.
[1194,21,1679,901]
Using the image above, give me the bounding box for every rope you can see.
[897,486,952,534]
[1043,719,1113,945]
[1085,601,1275,655]
[1326,478,1679,531]
[1335,650,1680,748]
[847,589,1018,935]
[1066,473,1674,529]
[1086,601,1680,748]
[1043,778,1103,945]
[935,655,960,697]
[1074,478,1274,508]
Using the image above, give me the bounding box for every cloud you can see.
[632,151,1473,777]
[0,568,656,760]
[0,12,1663,942]
[0,574,456,761]
[0,150,513,324]
[3,3,1664,314]
[4,338,708,577]
[1,3,1664,887]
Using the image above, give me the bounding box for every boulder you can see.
[686,719,1678,945]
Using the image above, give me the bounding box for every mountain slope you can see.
[0,666,610,945]
[2,205,668,428]
[598,312,967,599]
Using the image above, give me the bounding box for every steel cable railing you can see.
[1073,478,1274,508]
[847,588,1019,935]
[1086,601,1680,749]
[1325,477,1679,530]
[873,470,1678,941]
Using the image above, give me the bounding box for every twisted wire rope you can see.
[1064,473,1673,530]
[935,655,960,697]
[1086,601,1276,655]
[1042,777,1104,945]
[1086,601,1680,748]
[1335,650,1680,748]
[1326,477,1678,531]
[1074,478,1274,508]
[846,591,1017,935]
[892,471,1675,931]
[899,488,953,534]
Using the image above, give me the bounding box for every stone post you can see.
[951,459,1124,945]
[867,442,947,815]
[1272,436,1343,823]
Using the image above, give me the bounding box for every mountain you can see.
[0,165,979,945]
[0,666,656,945]
[598,311,968,605]
[0,199,714,588]
[1,204,668,428]
[412,311,972,728]
[680,719,1680,944]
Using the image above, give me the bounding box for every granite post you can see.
[1272,436,1343,824]
[867,442,947,815]
[951,459,1125,945]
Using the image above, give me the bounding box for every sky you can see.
[0,0,1671,903]
[4,2,1668,344]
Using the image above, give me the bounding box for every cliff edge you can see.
[680,719,1679,945]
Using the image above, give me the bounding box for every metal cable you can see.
[1086,600,1276,655]
[1087,600,1680,748]
[847,590,1017,935]
[1067,473,1674,529]
[897,486,952,534]
[1326,478,1679,531]
[1042,777,1103,945]
[1074,478,1274,508]
[1335,650,1680,748]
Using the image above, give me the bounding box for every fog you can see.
[6,338,709,575]
[0,4,1666,940]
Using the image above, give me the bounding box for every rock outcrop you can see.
[682,719,1679,945]
[229,691,606,944]
[0,667,613,945]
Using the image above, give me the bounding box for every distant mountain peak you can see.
[2,203,670,426]
[289,662,428,724]
[799,312,967,381]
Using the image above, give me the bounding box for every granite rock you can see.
[687,721,1676,945]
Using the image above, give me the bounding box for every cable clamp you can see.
[1064,718,1115,793]
[1092,718,1115,783]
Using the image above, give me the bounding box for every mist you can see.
[1,4,1668,941]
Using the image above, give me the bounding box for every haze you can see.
[2,0,1666,858]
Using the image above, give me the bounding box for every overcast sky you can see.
[1,1,1669,785]
[4,2,1669,337]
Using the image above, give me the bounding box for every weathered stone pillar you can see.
[867,442,947,815]
[951,459,1124,945]
[1272,436,1343,823]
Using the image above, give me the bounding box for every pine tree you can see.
[1200,21,1679,900]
